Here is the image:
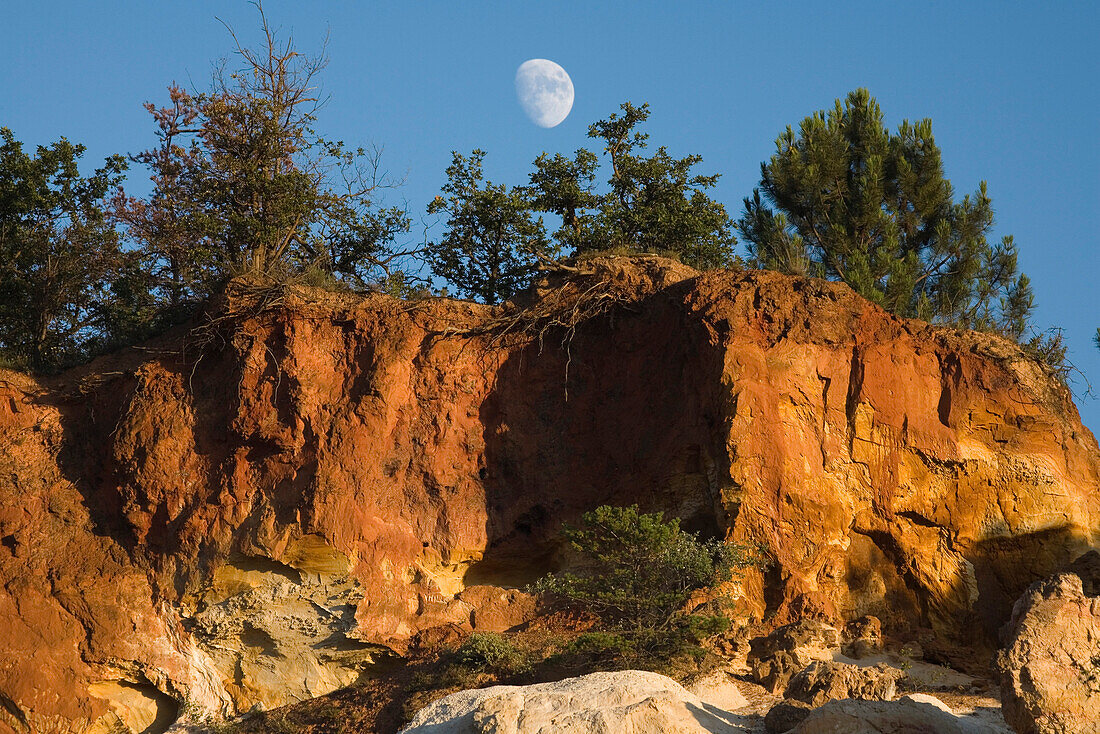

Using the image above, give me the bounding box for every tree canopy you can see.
[525,147,602,254]
[0,4,423,374]
[428,101,737,304]
[580,102,737,269]
[114,3,414,308]
[524,102,737,269]
[426,150,552,305]
[1,27,1066,383]
[738,88,1034,338]
[0,129,128,371]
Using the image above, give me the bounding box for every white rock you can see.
[686,669,750,712]
[789,695,999,734]
[401,670,756,733]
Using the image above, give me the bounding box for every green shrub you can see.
[454,632,522,670]
[566,631,636,660]
[531,505,763,659]
[1022,327,1071,385]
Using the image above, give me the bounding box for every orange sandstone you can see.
[0,258,1095,731]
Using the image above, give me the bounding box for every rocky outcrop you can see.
[400,670,754,733]
[784,660,903,707]
[996,551,1100,733]
[748,620,842,693]
[1,257,1098,731]
[841,616,883,659]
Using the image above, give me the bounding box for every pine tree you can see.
[531,505,759,656]
[739,89,1033,338]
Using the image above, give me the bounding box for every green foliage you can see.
[526,148,602,253]
[532,505,757,657]
[454,632,525,672]
[1022,327,1073,385]
[0,6,427,375]
[566,631,637,657]
[91,253,183,353]
[739,88,1034,338]
[550,631,643,671]
[426,149,553,304]
[524,103,738,270]
[406,632,534,702]
[436,101,737,301]
[115,3,415,311]
[583,102,737,268]
[0,127,128,372]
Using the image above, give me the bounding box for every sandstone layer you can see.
[0,257,1097,732]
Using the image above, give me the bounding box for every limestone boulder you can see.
[400,670,755,733]
[996,551,1100,734]
[789,694,998,734]
[685,668,750,712]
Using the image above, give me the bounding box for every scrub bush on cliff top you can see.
[545,101,738,269]
[428,101,738,304]
[425,149,553,305]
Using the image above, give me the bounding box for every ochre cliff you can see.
[0,258,1097,732]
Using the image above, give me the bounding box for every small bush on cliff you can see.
[405,631,538,708]
[531,505,759,660]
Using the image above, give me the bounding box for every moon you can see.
[515,59,574,128]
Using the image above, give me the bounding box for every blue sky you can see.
[2,1,1098,429]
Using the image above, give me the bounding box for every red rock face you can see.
[0,258,1097,731]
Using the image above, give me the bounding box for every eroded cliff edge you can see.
[0,257,1096,732]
